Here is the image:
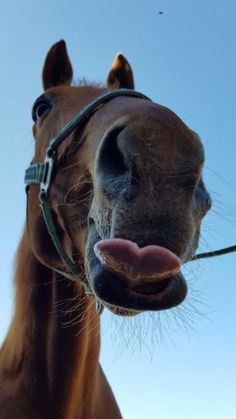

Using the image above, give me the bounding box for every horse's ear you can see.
[42,40,73,90]
[107,52,135,90]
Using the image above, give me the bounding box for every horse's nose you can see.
[95,124,138,199]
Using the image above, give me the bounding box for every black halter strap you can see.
[25,89,151,196]
[25,88,236,285]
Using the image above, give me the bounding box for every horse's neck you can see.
[0,229,101,419]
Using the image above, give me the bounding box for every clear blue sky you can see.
[0,1,236,418]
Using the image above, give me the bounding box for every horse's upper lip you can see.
[94,237,178,299]
[94,238,181,282]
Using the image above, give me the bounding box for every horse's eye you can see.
[32,96,53,123]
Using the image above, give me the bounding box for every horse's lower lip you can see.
[133,277,172,295]
[91,265,187,311]
[86,223,188,312]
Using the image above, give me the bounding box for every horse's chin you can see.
[86,223,188,314]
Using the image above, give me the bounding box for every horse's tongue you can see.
[94,238,181,281]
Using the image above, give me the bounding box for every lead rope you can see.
[192,245,236,260]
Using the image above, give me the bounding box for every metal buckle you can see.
[40,151,54,197]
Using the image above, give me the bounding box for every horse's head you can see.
[28,41,211,315]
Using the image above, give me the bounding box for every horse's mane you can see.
[74,78,104,88]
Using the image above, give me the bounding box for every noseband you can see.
[25,89,236,286]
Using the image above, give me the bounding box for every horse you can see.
[0,40,211,419]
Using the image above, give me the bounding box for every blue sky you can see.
[0,1,235,418]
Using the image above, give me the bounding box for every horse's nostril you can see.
[97,126,128,177]
[96,125,134,198]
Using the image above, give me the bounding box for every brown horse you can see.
[0,40,211,419]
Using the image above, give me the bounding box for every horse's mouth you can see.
[86,223,187,314]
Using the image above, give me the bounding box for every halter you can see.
[25,89,151,283]
[25,88,236,285]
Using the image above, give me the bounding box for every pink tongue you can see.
[94,238,181,281]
